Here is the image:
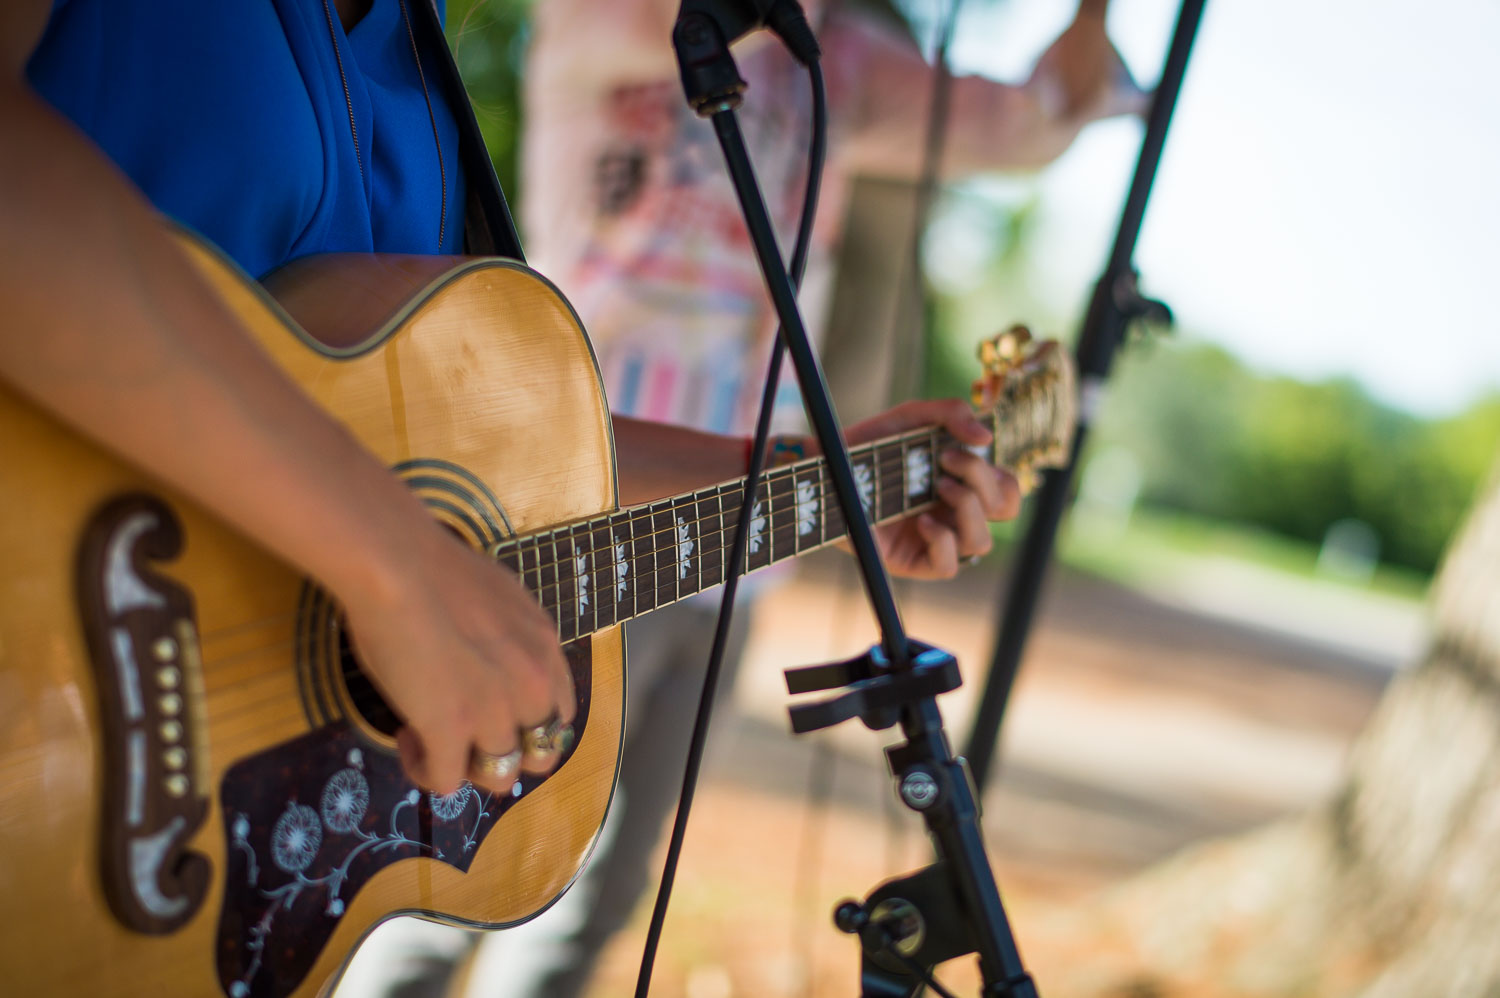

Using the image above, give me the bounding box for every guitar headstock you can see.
[970,325,1076,493]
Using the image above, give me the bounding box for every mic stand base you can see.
[792,645,1038,997]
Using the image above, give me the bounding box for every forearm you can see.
[851,75,1080,178]
[0,81,434,602]
[839,1,1136,180]
[611,415,748,507]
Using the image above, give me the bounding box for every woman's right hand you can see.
[337,519,576,797]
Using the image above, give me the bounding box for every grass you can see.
[990,504,1432,606]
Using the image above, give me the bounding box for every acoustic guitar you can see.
[0,229,1073,998]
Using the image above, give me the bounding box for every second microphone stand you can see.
[674,8,1038,995]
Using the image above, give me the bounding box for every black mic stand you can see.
[674,7,1038,995]
[964,0,1207,792]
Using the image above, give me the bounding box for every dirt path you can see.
[579,556,1394,997]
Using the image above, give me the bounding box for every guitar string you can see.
[187,390,1044,647]
[206,496,947,736]
[193,445,1026,696]
[202,493,941,729]
[191,375,1047,647]
[190,420,1029,669]
[198,400,1061,727]
[193,446,934,667]
[194,449,933,689]
[190,437,948,645]
[200,379,1059,712]
[327,491,942,686]
[498,388,1051,583]
[190,393,1052,650]
[191,459,923,677]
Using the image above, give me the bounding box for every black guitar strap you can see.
[409,0,526,262]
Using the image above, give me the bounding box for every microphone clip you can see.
[673,0,821,116]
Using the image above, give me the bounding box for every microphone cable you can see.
[634,47,829,998]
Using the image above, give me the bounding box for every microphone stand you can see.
[964,0,1207,792]
[674,6,1039,995]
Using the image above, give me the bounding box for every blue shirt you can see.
[27,0,467,278]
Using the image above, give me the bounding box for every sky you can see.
[917,0,1500,416]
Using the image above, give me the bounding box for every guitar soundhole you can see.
[335,620,403,737]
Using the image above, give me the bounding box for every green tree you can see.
[445,0,533,228]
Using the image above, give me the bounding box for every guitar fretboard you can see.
[492,375,1064,644]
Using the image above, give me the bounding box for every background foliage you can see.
[445,0,533,228]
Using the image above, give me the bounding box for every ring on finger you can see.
[520,711,575,761]
[470,746,523,782]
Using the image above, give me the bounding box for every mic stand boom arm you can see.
[674,7,1039,995]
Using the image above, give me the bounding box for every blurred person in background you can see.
[337,1,1147,995]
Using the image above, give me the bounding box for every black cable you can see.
[633,56,829,998]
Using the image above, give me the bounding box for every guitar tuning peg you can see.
[978,324,1034,374]
[970,371,1001,407]
[1011,460,1039,496]
[995,324,1032,363]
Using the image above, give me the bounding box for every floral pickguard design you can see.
[215,639,592,998]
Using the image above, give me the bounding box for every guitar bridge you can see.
[76,494,211,934]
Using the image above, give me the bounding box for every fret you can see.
[875,440,906,523]
[745,475,774,574]
[848,446,877,524]
[720,479,747,576]
[532,534,560,626]
[684,494,705,599]
[817,461,830,546]
[569,522,597,638]
[595,514,626,630]
[580,518,607,632]
[766,468,799,567]
[494,540,522,580]
[902,431,935,508]
[792,462,824,552]
[927,429,942,502]
[627,505,658,620]
[822,461,847,545]
[674,501,695,600]
[552,529,578,643]
[898,436,910,513]
[695,486,728,592]
[648,501,679,611]
[478,390,1064,640]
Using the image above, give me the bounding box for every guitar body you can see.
[0,233,624,998]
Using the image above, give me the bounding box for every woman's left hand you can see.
[835,399,1022,580]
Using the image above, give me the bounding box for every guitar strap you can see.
[409,0,527,261]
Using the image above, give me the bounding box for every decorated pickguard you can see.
[215,639,593,998]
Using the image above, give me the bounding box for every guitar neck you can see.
[492,410,1026,643]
